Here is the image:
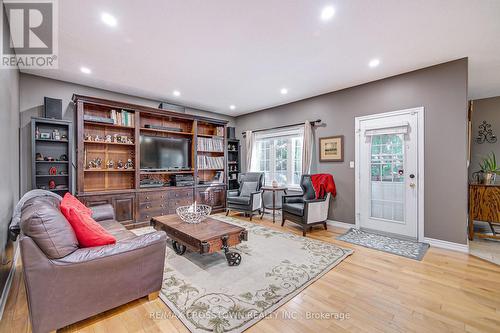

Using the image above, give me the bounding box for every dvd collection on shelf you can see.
[197,137,224,152]
[110,109,134,127]
[197,155,224,170]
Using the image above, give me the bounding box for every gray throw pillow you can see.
[240,181,258,197]
[21,200,78,259]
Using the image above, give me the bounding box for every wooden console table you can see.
[468,184,500,240]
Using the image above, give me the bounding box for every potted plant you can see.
[478,152,500,185]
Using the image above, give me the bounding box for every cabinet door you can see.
[113,195,135,224]
[211,187,226,210]
[196,189,211,205]
[78,193,135,226]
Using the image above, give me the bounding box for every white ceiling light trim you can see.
[80,66,91,74]
[321,6,335,21]
[101,12,117,27]
[369,58,381,68]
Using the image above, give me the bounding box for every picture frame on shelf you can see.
[319,135,344,162]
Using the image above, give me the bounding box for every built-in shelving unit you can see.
[227,138,241,190]
[31,117,73,194]
[74,95,228,228]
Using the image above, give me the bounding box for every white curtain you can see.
[245,130,255,172]
[302,121,313,174]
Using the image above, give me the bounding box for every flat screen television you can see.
[140,135,191,170]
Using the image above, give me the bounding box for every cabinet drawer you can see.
[138,191,167,202]
[139,201,167,210]
[168,198,194,208]
[167,189,193,200]
[138,208,170,221]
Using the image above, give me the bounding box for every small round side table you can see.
[261,186,288,223]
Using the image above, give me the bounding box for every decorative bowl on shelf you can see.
[176,204,212,224]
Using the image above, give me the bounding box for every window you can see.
[252,127,303,188]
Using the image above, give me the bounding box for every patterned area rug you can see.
[337,228,429,260]
[135,215,352,333]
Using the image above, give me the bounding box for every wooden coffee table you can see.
[151,214,248,266]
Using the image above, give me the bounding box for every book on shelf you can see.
[215,126,224,137]
[198,136,224,152]
[197,155,224,169]
[110,109,134,127]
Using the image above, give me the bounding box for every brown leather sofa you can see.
[19,195,167,333]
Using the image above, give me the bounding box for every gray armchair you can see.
[282,174,330,236]
[226,172,264,220]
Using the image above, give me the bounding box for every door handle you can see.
[409,183,416,188]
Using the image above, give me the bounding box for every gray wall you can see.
[19,73,236,194]
[236,59,469,244]
[469,96,500,181]
[0,63,20,303]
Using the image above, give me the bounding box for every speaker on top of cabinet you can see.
[44,97,62,119]
[227,127,236,139]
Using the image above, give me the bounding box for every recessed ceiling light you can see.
[321,6,335,21]
[80,66,91,74]
[101,12,117,27]
[369,58,380,68]
[229,105,236,110]
[280,88,288,95]
[173,90,181,97]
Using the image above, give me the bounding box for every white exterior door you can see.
[355,109,422,239]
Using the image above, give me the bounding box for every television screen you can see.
[140,135,191,170]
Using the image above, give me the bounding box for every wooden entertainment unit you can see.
[73,95,228,229]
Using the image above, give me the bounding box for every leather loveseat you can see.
[18,195,167,333]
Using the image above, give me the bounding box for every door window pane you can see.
[369,134,405,222]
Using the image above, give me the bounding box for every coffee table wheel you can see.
[225,252,242,266]
[172,240,186,255]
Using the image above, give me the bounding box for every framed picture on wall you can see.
[319,135,344,162]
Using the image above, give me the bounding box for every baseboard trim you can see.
[422,237,469,253]
[326,220,355,229]
[0,246,19,321]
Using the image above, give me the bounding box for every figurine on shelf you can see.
[85,133,93,141]
[35,153,44,161]
[105,134,113,143]
[48,180,56,189]
[113,134,120,143]
[61,134,68,140]
[52,129,61,141]
[125,159,133,169]
[117,160,124,169]
[94,135,102,142]
[87,157,102,169]
[106,160,115,169]
[59,154,68,161]
[49,167,57,175]
[35,127,40,139]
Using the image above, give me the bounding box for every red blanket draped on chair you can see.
[311,174,336,199]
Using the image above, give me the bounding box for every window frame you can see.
[251,126,304,190]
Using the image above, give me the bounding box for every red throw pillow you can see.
[66,208,116,247]
[60,193,92,219]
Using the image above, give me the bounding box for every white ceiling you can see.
[23,0,500,116]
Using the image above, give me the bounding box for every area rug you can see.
[135,215,352,333]
[337,228,429,260]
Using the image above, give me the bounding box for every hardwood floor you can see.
[2,213,500,333]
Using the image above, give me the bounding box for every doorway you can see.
[355,108,424,240]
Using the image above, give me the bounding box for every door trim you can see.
[355,107,425,241]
